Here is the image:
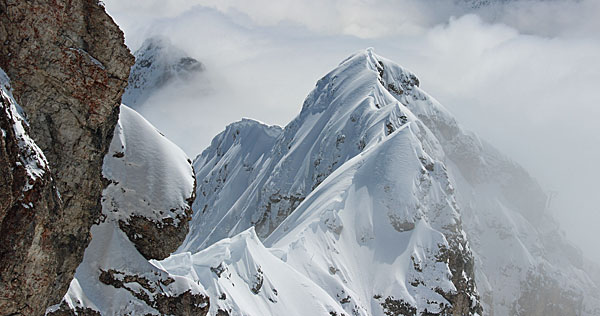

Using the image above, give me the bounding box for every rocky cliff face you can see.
[0,1,133,314]
[0,71,63,316]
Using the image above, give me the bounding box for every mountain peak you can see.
[182,49,483,315]
[185,49,449,252]
[122,36,205,107]
[301,48,420,115]
[179,49,600,315]
[223,118,283,138]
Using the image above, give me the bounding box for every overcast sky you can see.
[104,0,600,263]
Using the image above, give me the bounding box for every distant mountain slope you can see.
[170,49,483,315]
[122,36,204,108]
[183,49,600,315]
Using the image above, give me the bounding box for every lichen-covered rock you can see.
[0,71,63,315]
[0,1,133,314]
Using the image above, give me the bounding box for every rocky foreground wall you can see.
[0,1,133,314]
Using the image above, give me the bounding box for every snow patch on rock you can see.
[0,68,48,189]
[102,105,195,226]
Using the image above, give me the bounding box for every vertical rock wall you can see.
[0,1,133,314]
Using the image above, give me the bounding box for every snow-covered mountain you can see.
[169,48,484,315]
[179,49,600,315]
[122,36,205,108]
[50,49,599,315]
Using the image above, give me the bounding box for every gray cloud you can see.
[104,0,600,263]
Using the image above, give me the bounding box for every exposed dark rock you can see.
[211,263,227,278]
[255,192,305,237]
[435,232,483,316]
[97,269,209,316]
[380,296,417,316]
[0,85,62,315]
[47,302,102,316]
[216,309,230,316]
[118,204,193,260]
[250,267,264,294]
[0,0,134,313]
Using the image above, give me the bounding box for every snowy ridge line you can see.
[176,48,600,315]
[157,227,347,316]
[48,47,600,315]
[169,48,483,315]
[181,48,442,253]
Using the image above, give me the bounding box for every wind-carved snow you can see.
[0,68,48,190]
[264,122,477,315]
[102,105,195,225]
[122,36,205,108]
[169,49,482,315]
[181,48,444,252]
[57,222,207,315]
[157,228,347,316]
[176,48,600,315]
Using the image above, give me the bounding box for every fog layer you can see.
[104,0,600,263]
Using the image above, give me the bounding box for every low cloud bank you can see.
[105,0,600,263]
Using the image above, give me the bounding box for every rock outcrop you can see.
[0,1,133,314]
[50,105,204,315]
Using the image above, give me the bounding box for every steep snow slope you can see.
[185,49,600,315]
[173,49,483,315]
[181,119,283,252]
[371,52,600,315]
[158,228,347,316]
[49,106,207,315]
[264,122,480,315]
[181,49,444,251]
[122,36,204,108]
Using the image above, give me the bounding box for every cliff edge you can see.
[0,1,134,314]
